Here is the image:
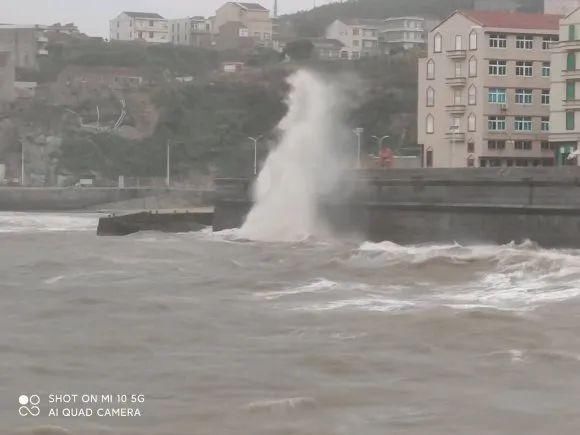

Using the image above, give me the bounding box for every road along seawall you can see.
[214,168,580,248]
[0,188,214,211]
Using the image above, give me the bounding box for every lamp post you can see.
[371,135,390,157]
[166,139,172,187]
[353,128,364,169]
[20,141,25,186]
[248,136,262,176]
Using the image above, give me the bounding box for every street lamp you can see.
[371,135,390,157]
[166,139,172,187]
[353,128,364,169]
[248,136,262,176]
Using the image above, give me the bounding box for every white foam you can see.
[255,278,338,300]
[298,297,416,313]
[0,212,98,233]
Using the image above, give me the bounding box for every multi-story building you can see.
[381,17,426,54]
[109,12,168,44]
[0,51,15,108]
[326,18,384,59]
[418,10,560,168]
[545,0,580,14]
[549,6,580,164]
[214,2,273,48]
[0,25,48,70]
[168,17,213,48]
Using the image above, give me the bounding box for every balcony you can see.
[446,104,466,115]
[562,69,580,79]
[446,131,466,143]
[563,99,580,109]
[445,76,467,87]
[37,35,48,43]
[38,49,48,56]
[447,49,466,59]
[559,40,580,50]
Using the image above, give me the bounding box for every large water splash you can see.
[239,70,350,242]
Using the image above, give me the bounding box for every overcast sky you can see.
[0,0,334,37]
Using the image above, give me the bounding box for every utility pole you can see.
[353,128,364,169]
[20,141,25,186]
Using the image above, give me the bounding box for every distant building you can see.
[0,51,15,107]
[325,18,384,59]
[0,25,48,70]
[222,61,245,73]
[549,7,580,164]
[545,0,580,14]
[381,17,426,54]
[168,16,213,48]
[109,12,168,44]
[418,10,560,168]
[214,2,273,48]
[216,21,256,51]
[46,22,80,35]
[310,38,344,60]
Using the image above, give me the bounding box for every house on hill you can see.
[110,12,168,44]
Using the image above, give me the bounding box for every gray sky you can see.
[0,0,333,37]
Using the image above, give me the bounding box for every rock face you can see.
[97,211,214,236]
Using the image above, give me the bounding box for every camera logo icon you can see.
[18,395,40,417]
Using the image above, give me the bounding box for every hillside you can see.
[282,0,544,37]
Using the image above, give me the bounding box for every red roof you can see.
[460,10,561,30]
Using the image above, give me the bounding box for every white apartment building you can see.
[325,18,384,59]
[549,6,580,164]
[381,17,426,54]
[169,17,213,47]
[214,2,273,47]
[418,10,560,168]
[110,12,168,44]
[545,0,580,14]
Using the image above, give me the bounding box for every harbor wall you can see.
[214,168,580,248]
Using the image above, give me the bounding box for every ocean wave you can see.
[254,278,338,300]
[0,212,98,233]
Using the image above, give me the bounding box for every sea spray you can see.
[239,70,351,242]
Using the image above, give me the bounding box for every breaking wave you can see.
[0,212,98,233]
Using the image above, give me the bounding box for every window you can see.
[469,30,477,50]
[515,116,533,131]
[567,80,576,100]
[468,142,475,153]
[426,148,433,167]
[515,89,533,104]
[149,20,155,26]
[516,35,534,49]
[426,114,435,133]
[455,35,463,50]
[340,51,348,59]
[488,116,506,131]
[488,88,507,104]
[515,140,532,150]
[569,25,576,41]
[264,32,271,40]
[455,61,463,77]
[489,33,507,48]
[541,141,550,150]
[351,51,360,59]
[426,87,435,106]
[468,85,477,105]
[138,31,143,39]
[434,33,442,52]
[149,31,154,38]
[542,89,550,105]
[543,35,558,49]
[454,89,462,105]
[467,156,475,167]
[426,59,435,79]
[468,56,477,77]
[489,60,507,76]
[353,40,360,47]
[468,113,476,132]
[566,111,575,130]
[488,140,506,150]
[542,117,550,132]
[353,28,359,36]
[542,62,551,77]
[516,61,533,77]
[568,53,576,71]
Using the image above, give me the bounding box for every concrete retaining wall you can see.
[214,168,580,247]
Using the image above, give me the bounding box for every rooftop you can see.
[123,12,165,19]
[232,2,269,12]
[460,10,561,30]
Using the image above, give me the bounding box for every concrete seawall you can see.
[0,187,214,211]
[214,168,580,248]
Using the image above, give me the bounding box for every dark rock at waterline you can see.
[97,211,214,236]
